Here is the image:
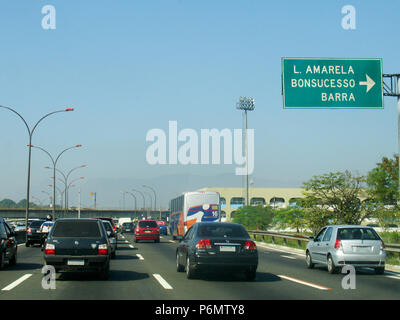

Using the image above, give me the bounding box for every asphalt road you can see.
[1,233,400,300]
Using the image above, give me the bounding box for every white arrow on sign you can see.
[359,74,376,93]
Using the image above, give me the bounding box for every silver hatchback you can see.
[305,225,386,274]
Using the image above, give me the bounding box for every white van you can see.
[118,218,132,228]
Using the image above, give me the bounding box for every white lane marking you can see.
[125,240,129,243]
[281,255,296,260]
[256,243,305,257]
[278,275,331,291]
[386,275,400,280]
[385,270,400,276]
[153,274,173,290]
[17,244,25,247]
[169,240,175,243]
[136,254,144,260]
[2,274,33,291]
[129,245,134,249]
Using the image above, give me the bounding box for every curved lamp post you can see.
[132,189,146,217]
[31,144,82,215]
[45,164,86,212]
[143,185,157,217]
[0,105,74,234]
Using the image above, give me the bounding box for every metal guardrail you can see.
[248,230,400,256]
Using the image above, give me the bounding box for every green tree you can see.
[0,199,17,208]
[301,171,370,226]
[232,205,274,230]
[273,207,305,233]
[366,154,399,205]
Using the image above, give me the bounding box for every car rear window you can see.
[337,228,380,241]
[138,221,158,228]
[102,222,113,232]
[52,221,102,238]
[198,224,249,238]
[30,220,45,228]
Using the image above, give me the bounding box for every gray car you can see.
[306,225,386,274]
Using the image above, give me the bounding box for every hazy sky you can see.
[0,0,398,209]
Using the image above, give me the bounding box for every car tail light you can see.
[196,239,212,249]
[45,244,55,255]
[27,228,32,234]
[98,244,108,255]
[334,239,341,249]
[244,240,257,250]
[381,241,386,249]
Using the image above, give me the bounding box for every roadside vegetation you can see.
[232,154,400,265]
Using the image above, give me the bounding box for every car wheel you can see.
[25,241,30,247]
[0,251,5,269]
[245,267,257,281]
[9,252,17,266]
[327,255,338,274]
[186,255,197,279]
[306,251,314,269]
[135,238,138,243]
[176,252,184,272]
[111,251,116,259]
[375,267,385,275]
[155,238,160,243]
[99,262,110,280]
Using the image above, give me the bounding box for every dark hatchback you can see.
[44,219,111,279]
[26,220,45,247]
[176,222,258,280]
[0,217,17,269]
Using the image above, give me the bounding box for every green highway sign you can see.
[282,58,383,109]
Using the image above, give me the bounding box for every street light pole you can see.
[0,106,74,235]
[132,189,146,218]
[31,144,82,216]
[236,97,255,207]
[143,185,158,219]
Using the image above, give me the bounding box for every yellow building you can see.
[197,187,305,221]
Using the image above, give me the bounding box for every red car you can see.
[135,220,160,243]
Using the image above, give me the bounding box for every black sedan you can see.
[44,218,111,279]
[176,222,258,280]
[26,219,46,247]
[0,217,17,269]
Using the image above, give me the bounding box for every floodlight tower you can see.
[236,97,255,207]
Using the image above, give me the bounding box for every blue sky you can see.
[0,0,399,208]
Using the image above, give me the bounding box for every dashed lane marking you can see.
[153,274,173,290]
[2,274,33,291]
[278,275,331,291]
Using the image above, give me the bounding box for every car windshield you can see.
[337,228,380,241]
[197,224,249,238]
[52,221,101,238]
[138,221,157,228]
[123,223,132,227]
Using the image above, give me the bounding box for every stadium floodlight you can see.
[236,96,255,111]
[236,96,255,209]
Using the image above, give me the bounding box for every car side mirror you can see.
[10,232,17,237]
[309,237,314,241]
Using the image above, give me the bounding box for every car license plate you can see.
[145,230,152,233]
[68,259,85,266]
[219,246,236,252]
[353,246,370,253]
[126,229,131,232]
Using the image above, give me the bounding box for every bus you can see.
[169,191,221,239]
